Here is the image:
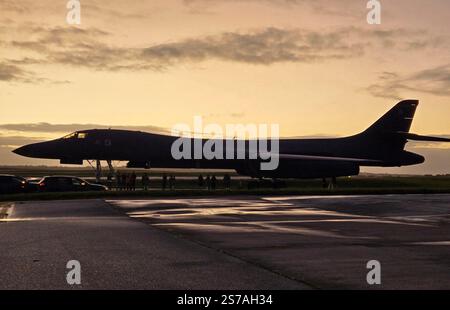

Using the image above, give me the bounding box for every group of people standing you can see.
[161,174,176,190]
[113,172,174,191]
[198,174,231,190]
[110,172,232,191]
[115,171,139,191]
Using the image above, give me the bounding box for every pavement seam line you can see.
[104,199,318,290]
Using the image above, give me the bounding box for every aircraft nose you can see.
[13,143,48,158]
[13,145,31,157]
[13,141,62,159]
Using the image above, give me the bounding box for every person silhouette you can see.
[223,174,231,190]
[162,174,167,190]
[142,173,149,191]
[169,175,176,190]
[116,171,121,191]
[206,175,211,190]
[198,175,204,188]
[131,171,137,191]
[211,175,216,190]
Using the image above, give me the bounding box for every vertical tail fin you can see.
[363,99,419,135]
[353,100,419,158]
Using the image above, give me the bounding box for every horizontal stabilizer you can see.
[396,132,450,142]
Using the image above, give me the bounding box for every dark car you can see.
[0,175,30,194]
[33,176,108,192]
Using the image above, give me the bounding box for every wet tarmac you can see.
[110,194,450,289]
[1,194,449,289]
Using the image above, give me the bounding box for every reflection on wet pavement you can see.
[108,194,450,289]
[109,195,444,238]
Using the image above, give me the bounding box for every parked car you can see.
[0,175,30,194]
[32,176,108,192]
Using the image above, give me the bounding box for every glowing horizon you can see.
[1,0,449,174]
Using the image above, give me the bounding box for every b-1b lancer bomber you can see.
[13,100,450,181]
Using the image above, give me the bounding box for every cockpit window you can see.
[63,132,77,139]
[62,132,88,139]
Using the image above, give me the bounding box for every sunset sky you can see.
[0,0,449,174]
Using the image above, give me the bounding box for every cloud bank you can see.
[1,25,446,85]
[368,64,450,99]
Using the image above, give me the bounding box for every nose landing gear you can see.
[87,159,116,183]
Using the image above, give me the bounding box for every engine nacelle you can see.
[236,160,360,179]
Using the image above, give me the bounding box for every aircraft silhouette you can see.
[13,100,450,180]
